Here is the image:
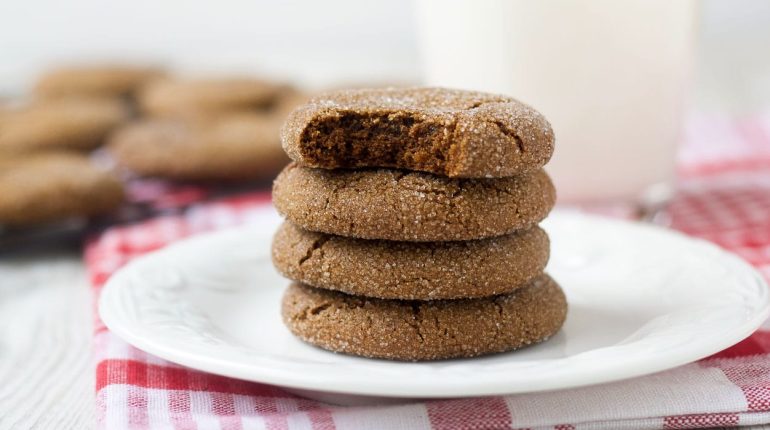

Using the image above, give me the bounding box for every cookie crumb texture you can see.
[0,153,124,226]
[272,222,549,300]
[281,87,554,178]
[272,163,556,241]
[282,275,567,361]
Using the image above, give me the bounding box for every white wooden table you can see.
[0,252,94,430]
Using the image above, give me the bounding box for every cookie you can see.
[272,163,555,241]
[282,274,567,361]
[34,65,163,99]
[0,99,129,153]
[0,153,124,226]
[272,222,549,300]
[108,114,288,181]
[281,87,554,178]
[139,78,285,118]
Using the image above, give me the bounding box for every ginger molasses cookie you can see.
[0,99,129,153]
[0,153,124,226]
[34,65,163,99]
[272,222,549,300]
[139,78,285,118]
[281,87,554,178]
[272,163,555,241]
[109,114,288,182]
[282,274,567,361]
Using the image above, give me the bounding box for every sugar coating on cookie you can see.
[109,114,289,181]
[0,153,124,226]
[272,222,549,300]
[139,78,286,118]
[272,163,556,241]
[34,65,163,99]
[0,99,129,152]
[282,274,567,361]
[281,87,554,178]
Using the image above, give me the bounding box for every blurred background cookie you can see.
[270,88,312,119]
[108,113,289,182]
[0,98,129,153]
[1,65,309,246]
[0,152,124,226]
[34,65,164,100]
[138,77,287,118]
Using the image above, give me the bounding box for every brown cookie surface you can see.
[281,87,554,178]
[139,78,285,118]
[272,222,549,300]
[109,114,289,182]
[0,153,124,226]
[282,274,567,361]
[0,99,129,153]
[272,163,555,241]
[34,65,163,99]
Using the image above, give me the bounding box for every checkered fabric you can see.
[85,112,770,429]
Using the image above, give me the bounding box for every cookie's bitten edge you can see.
[279,88,555,178]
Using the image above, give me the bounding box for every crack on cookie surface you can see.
[308,302,331,316]
[491,120,524,153]
[408,303,425,343]
[297,235,330,266]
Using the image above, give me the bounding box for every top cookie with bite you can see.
[281,87,554,178]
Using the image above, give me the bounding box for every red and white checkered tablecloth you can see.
[85,112,770,430]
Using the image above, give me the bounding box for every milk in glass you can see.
[417,0,696,202]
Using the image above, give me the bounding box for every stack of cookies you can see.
[272,87,566,361]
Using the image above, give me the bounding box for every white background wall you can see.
[0,0,768,111]
[0,0,420,93]
[697,0,770,112]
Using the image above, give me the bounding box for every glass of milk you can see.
[416,0,696,203]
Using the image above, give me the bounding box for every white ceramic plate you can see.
[99,208,770,401]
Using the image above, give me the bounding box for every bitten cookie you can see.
[272,222,549,300]
[281,87,554,178]
[0,99,129,153]
[272,163,555,241]
[34,65,163,99]
[0,153,124,226]
[282,274,567,361]
[139,78,285,118]
[108,114,289,182]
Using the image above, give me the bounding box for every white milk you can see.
[417,0,696,202]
